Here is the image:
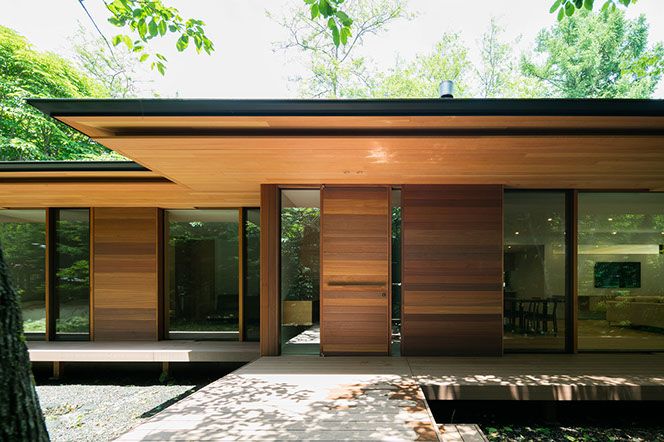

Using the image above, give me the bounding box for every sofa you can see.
[606,296,664,329]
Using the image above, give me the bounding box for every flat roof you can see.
[0,161,148,172]
[28,98,664,117]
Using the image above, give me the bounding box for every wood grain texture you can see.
[321,186,391,355]
[402,185,503,356]
[260,185,280,356]
[92,208,160,340]
[95,135,664,201]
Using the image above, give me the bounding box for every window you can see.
[280,189,320,355]
[504,192,567,352]
[166,210,239,339]
[54,209,90,339]
[578,193,664,351]
[243,208,260,341]
[0,210,46,338]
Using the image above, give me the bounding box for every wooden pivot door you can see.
[320,186,391,355]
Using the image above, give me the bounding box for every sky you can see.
[2,0,664,98]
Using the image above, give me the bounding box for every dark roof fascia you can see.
[26,98,664,118]
[0,161,149,172]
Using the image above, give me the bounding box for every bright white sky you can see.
[2,0,664,98]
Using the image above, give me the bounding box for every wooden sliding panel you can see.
[321,186,391,355]
[402,185,503,356]
[92,208,160,340]
[260,184,280,356]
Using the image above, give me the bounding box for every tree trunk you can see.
[0,246,49,441]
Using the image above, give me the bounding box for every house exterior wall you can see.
[401,185,504,356]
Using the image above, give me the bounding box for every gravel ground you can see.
[37,384,196,442]
[482,424,664,442]
[31,362,242,442]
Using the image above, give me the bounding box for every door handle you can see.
[381,292,387,298]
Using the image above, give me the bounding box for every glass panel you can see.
[54,209,90,339]
[578,193,664,351]
[280,189,320,355]
[391,189,402,354]
[0,210,46,337]
[243,208,260,341]
[504,192,566,352]
[166,210,239,340]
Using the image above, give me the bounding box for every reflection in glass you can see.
[503,192,566,351]
[54,209,90,338]
[243,208,260,341]
[578,193,664,351]
[0,210,46,337]
[166,210,239,339]
[280,189,320,355]
[391,189,401,354]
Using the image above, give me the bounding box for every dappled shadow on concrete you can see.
[116,354,664,440]
[117,357,438,441]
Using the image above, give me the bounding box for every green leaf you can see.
[310,4,319,19]
[139,53,149,62]
[176,34,189,51]
[565,2,575,16]
[138,19,147,38]
[319,0,330,17]
[148,20,158,37]
[122,35,133,49]
[340,27,349,45]
[549,0,562,13]
[327,17,336,30]
[158,20,167,36]
[583,0,595,10]
[557,7,566,20]
[156,62,165,75]
[112,34,123,46]
[332,26,340,47]
[335,10,351,25]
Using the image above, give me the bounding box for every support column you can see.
[260,185,280,356]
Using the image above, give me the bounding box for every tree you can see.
[0,26,122,161]
[0,245,49,441]
[475,18,547,98]
[271,0,409,98]
[70,24,152,98]
[372,33,472,98]
[522,9,664,98]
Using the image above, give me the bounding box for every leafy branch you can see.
[104,0,214,75]
[549,0,637,20]
[304,0,353,47]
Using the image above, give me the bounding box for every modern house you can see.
[3,98,664,363]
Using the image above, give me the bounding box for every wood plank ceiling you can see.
[3,114,664,208]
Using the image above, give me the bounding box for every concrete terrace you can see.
[117,353,664,441]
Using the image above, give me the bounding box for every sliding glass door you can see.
[578,193,664,351]
[53,209,91,339]
[503,191,567,352]
[0,210,46,338]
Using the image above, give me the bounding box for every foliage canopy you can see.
[0,26,118,160]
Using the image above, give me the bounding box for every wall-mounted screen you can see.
[594,262,641,288]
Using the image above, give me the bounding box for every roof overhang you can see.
[8,98,664,208]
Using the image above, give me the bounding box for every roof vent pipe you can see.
[439,80,454,99]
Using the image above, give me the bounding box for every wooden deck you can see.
[27,340,260,363]
[116,354,664,441]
